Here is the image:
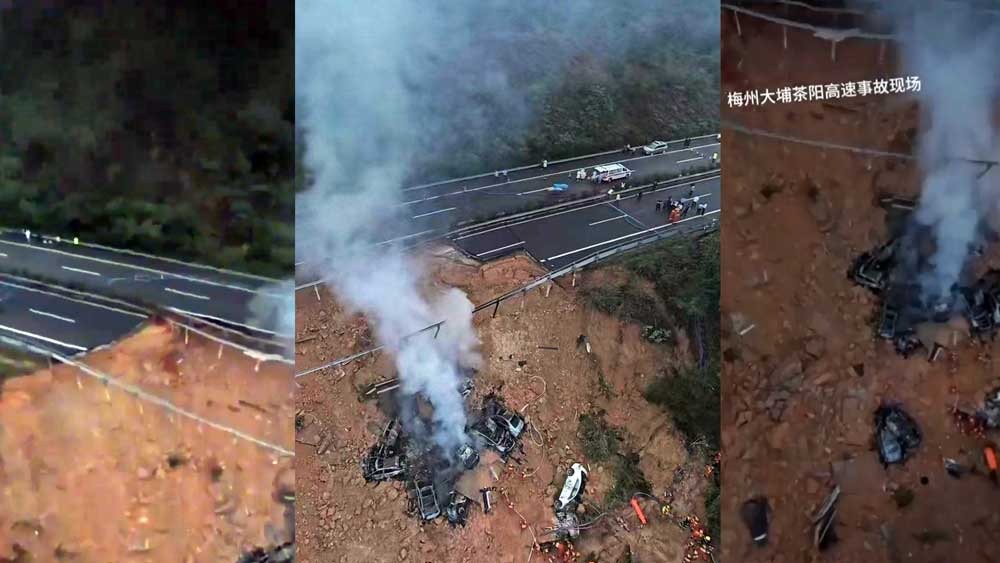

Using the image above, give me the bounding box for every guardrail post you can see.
[734,11,741,36]
[572,271,577,287]
[520,290,526,311]
[218,345,224,359]
[184,326,189,346]
[314,285,322,302]
[878,40,885,65]
[545,284,551,298]
[492,301,500,318]
[434,323,441,338]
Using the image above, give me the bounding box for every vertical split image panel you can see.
[0,3,295,561]
[722,1,999,561]
[293,1,721,561]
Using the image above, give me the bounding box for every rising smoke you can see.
[872,1,1000,307]
[247,280,296,356]
[294,0,716,456]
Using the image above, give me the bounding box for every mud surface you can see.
[0,322,294,562]
[295,247,713,562]
[722,12,1000,563]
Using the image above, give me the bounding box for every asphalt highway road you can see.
[402,140,720,228]
[0,279,145,355]
[296,134,721,284]
[452,174,721,270]
[0,232,284,336]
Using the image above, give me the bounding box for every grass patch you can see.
[577,411,651,507]
[644,363,720,449]
[582,282,667,329]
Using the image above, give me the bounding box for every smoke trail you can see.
[294,0,481,453]
[247,280,295,355]
[876,1,1000,305]
[294,0,716,455]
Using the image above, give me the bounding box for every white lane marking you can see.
[412,207,457,219]
[401,133,720,193]
[0,280,147,318]
[589,215,627,226]
[475,241,524,257]
[677,156,703,164]
[164,287,211,301]
[541,209,721,263]
[0,239,276,297]
[608,202,647,229]
[377,229,437,246]
[518,187,552,195]
[397,143,721,206]
[29,308,76,323]
[454,175,720,241]
[0,253,6,257]
[0,323,87,351]
[61,265,102,276]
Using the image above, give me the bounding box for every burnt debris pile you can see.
[849,214,1000,356]
[360,392,526,525]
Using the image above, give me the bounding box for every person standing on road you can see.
[655,199,663,212]
[688,184,696,198]
[543,159,548,168]
[699,203,708,216]
[637,190,643,203]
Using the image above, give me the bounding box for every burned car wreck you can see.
[875,404,922,466]
[851,233,1000,355]
[360,393,526,526]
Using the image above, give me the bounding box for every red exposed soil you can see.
[0,323,294,562]
[722,12,1000,563]
[295,246,713,563]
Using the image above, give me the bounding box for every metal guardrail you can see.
[0,227,281,284]
[1,335,293,456]
[295,215,719,377]
[402,133,720,192]
[295,168,721,292]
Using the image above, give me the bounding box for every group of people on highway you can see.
[653,184,709,223]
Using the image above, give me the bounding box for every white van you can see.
[591,163,633,183]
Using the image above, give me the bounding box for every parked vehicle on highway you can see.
[591,163,633,183]
[643,140,669,155]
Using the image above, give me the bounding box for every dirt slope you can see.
[296,248,711,563]
[721,13,1000,563]
[0,321,294,562]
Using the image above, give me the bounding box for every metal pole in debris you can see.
[314,285,322,302]
[572,271,577,287]
[546,284,552,298]
[493,301,500,318]
[434,323,441,338]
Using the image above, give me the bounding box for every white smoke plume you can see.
[247,280,295,356]
[294,0,716,454]
[874,1,1000,303]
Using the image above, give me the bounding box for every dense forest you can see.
[403,0,721,182]
[0,2,293,276]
